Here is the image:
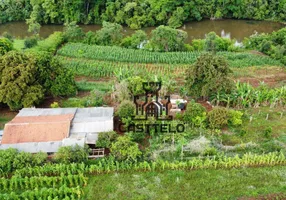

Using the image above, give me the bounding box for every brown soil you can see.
[235,67,286,88]
[39,96,63,108]
[197,100,213,112]
[238,73,286,87]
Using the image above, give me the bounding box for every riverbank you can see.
[0,19,284,42]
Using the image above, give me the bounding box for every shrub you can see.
[126,131,146,143]
[24,36,38,48]
[121,30,147,49]
[53,145,90,164]
[184,44,194,52]
[260,40,272,54]
[110,136,142,161]
[148,25,187,52]
[84,31,97,44]
[192,39,205,51]
[32,152,48,166]
[49,60,77,97]
[96,131,118,148]
[228,110,243,126]
[183,100,207,127]
[50,102,60,108]
[96,21,123,46]
[36,31,64,53]
[264,127,273,139]
[208,107,229,129]
[127,76,146,95]
[63,21,85,42]
[116,100,135,119]
[114,81,130,102]
[204,32,232,52]
[0,37,13,55]
[83,89,104,107]
[203,147,218,156]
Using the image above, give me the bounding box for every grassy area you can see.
[13,39,24,50]
[226,107,286,142]
[0,114,14,130]
[76,80,113,92]
[219,107,286,154]
[84,166,286,200]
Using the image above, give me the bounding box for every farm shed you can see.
[0,107,114,153]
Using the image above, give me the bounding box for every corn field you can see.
[7,152,286,178]
[57,43,200,64]
[57,43,282,66]
[57,56,187,79]
[1,152,284,199]
[0,185,83,200]
[0,163,87,200]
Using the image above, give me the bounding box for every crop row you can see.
[12,163,86,178]
[0,185,83,200]
[0,174,87,192]
[14,152,285,178]
[57,56,186,79]
[57,43,282,66]
[211,82,286,108]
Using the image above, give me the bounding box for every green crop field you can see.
[57,43,283,66]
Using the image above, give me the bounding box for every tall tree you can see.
[185,53,234,100]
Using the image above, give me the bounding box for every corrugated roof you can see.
[70,120,113,134]
[0,141,62,153]
[62,138,85,147]
[1,114,74,144]
[18,108,77,117]
[73,107,113,120]
[1,107,114,150]
[70,107,113,135]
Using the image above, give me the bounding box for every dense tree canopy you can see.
[148,25,188,52]
[96,21,123,46]
[1,1,285,28]
[185,53,234,99]
[0,51,76,110]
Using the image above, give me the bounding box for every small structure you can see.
[0,107,114,154]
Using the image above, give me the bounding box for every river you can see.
[0,19,284,42]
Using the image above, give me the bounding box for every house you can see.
[0,107,113,153]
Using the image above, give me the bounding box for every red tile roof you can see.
[1,114,74,144]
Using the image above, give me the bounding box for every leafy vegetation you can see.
[0,38,13,56]
[146,25,187,52]
[1,0,285,28]
[0,51,76,110]
[210,81,286,109]
[185,53,234,99]
[244,28,286,64]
